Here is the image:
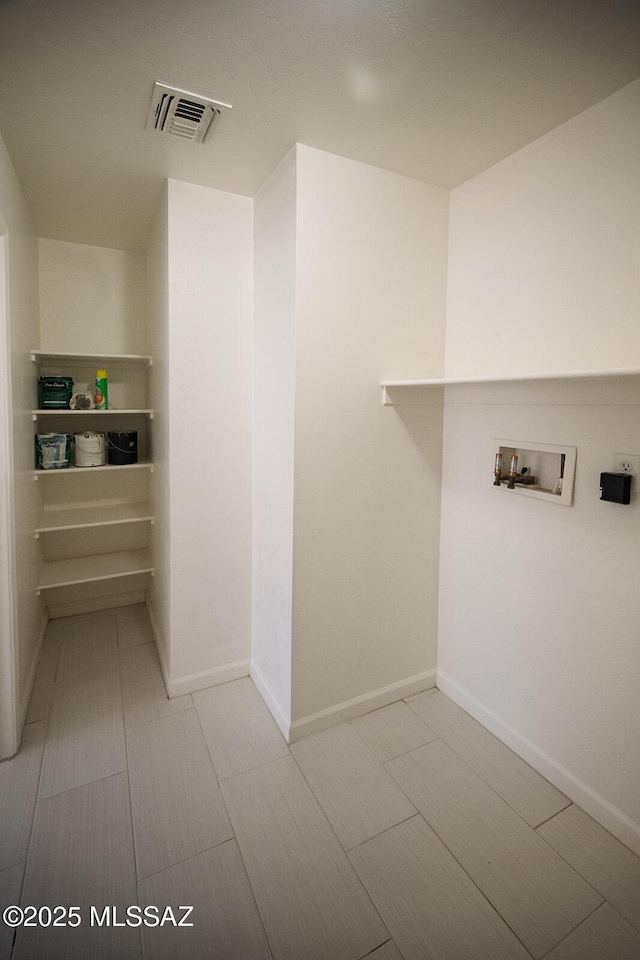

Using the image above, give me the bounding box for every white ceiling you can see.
[0,0,638,251]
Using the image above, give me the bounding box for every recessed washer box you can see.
[496,439,577,506]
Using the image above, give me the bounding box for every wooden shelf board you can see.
[34,458,153,477]
[36,502,154,533]
[38,549,154,591]
[32,350,152,365]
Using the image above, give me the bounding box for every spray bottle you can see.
[95,369,109,410]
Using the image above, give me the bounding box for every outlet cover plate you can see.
[613,453,640,474]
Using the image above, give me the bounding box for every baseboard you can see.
[249,659,291,741]
[48,590,145,620]
[166,660,251,698]
[20,609,49,731]
[144,595,250,699]
[288,669,437,743]
[437,670,640,858]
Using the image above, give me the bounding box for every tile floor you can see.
[1,604,640,959]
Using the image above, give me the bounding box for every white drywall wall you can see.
[252,149,297,730]
[438,379,640,853]
[38,239,146,355]
[166,180,253,688]
[145,185,170,674]
[291,145,448,727]
[440,83,640,853]
[445,79,640,379]
[0,130,44,753]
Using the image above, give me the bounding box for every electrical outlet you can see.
[613,453,640,474]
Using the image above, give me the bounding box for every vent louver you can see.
[146,82,231,144]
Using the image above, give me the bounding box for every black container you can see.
[107,431,138,465]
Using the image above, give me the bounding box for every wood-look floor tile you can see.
[386,740,601,959]
[138,840,271,960]
[193,677,289,781]
[0,721,47,870]
[362,941,404,960]
[350,815,531,960]
[291,723,416,850]
[544,903,640,960]
[116,604,153,649]
[120,642,192,728]
[25,625,63,723]
[0,862,25,960]
[538,804,640,932]
[221,755,388,960]
[351,701,438,763]
[39,673,126,799]
[55,617,118,686]
[13,773,141,959]
[407,691,569,826]
[127,710,233,880]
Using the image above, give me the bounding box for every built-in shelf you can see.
[33,458,154,478]
[36,502,154,534]
[32,409,153,420]
[37,548,154,593]
[32,350,153,366]
[381,368,640,404]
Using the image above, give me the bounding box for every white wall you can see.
[38,239,146,355]
[252,149,297,730]
[439,83,640,854]
[165,180,253,692]
[445,79,640,379]
[0,130,44,755]
[291,146,448,732]
[145,186,170,673]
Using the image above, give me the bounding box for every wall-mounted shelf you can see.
[381,368,640,404]
[33,458,153,479]
[37,548,154,594]
[32,350,153,366]
[32,409,153,420]
[36,502,154,534]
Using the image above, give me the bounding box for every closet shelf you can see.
[37,549,154,593]
[32,409,153,419]
[32,350,152,366]
[36,502,154,534]
[381,368,640,404]
[33,458,154,478]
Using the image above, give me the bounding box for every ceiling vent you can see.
[146,81,231,144]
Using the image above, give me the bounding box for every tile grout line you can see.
[380,748,557,959]
[533,802,574,831]
[187,692,280,960]
[535,900,606,960]
[403,698,571,829]
[284,747,392,952]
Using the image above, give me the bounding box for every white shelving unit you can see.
[32,350,155,595]
[380,368,640,404]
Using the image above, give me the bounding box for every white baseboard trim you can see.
[437,669,640,858]
[20,610,49,731]
[49,590,145,620]
[167,660,250,699]
[249,660,291,741]
[288,669,437,743]
[144,595,249,699]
